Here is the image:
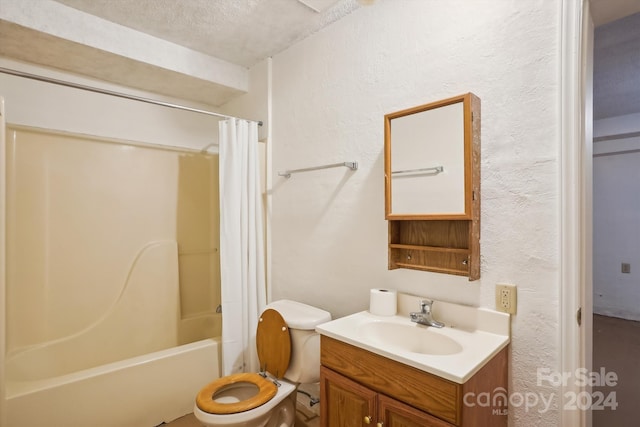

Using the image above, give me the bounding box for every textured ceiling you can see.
[9,0,640,119]
[591,0,640,26]
[52,0,360,68]
[594,12,640,120]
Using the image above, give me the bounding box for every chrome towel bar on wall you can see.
[278,161,358,179]
[391,165,444,176]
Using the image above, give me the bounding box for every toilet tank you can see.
[266,300,331,384]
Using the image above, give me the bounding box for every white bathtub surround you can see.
[4,124,220,355]
[219,118,267,375]
[0,62,225,426]
[4,235,180,376]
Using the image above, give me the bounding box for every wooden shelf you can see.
[394,263,468,275]
[389,244,469,254]
[388,219,476,279]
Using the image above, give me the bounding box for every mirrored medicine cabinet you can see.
[384,93,481,280]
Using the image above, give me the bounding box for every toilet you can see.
[194,300,331,427]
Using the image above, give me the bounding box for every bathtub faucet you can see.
[410,299,444,328]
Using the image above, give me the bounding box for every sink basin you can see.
[315,301,510,383]
[358,321,463,355]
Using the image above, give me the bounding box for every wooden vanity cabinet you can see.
[320,336,507,427]
[320,366,377,427]
[321,366,453,427]
[379,394,455,427]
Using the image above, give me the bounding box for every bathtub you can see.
[5,338,220,427]
[3,127,223,426]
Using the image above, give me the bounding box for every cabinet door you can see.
[321,366,377,427]
[379,394,455,427]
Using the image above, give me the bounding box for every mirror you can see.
[384,93,478,219]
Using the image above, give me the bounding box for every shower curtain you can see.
[219,118,266,376]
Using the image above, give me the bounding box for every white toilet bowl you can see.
[193,300,331,427]
[193,377,296,427]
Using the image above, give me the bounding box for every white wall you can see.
[593,114,640,320]
[220,59,270,142]
[270,1,561,425]
[0,58,220,148]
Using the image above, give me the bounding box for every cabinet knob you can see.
[364,415,372,424]
[377,423,384,427]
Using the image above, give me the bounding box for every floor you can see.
[163,383,320,427]
[592,314,640,427]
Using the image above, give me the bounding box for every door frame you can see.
[0,97,6,427]
[560,1,593,426]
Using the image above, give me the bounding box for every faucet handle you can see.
[420,299,433,313]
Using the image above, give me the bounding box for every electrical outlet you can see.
[495,283,517,314]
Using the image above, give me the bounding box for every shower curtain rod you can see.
[0,67,263,126]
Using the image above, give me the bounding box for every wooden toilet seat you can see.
[195,372,277,414]
[196,309,292,415]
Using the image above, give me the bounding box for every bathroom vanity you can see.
[316,297,509,427]
[320,337,507,427]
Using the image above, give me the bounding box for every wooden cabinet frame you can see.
[321,366,454,427]
[384,93,481,280]
[320,336,507,427]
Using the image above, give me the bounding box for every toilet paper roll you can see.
[369,288,397,316]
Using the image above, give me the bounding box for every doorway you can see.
[590,3,640,426]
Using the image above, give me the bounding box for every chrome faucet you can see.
[410,299,444,328]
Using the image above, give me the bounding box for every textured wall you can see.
[594,150,640,320]
[270,1,561,425]
[593,114,640,320]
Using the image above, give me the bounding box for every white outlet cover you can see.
[496,283,517,314]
